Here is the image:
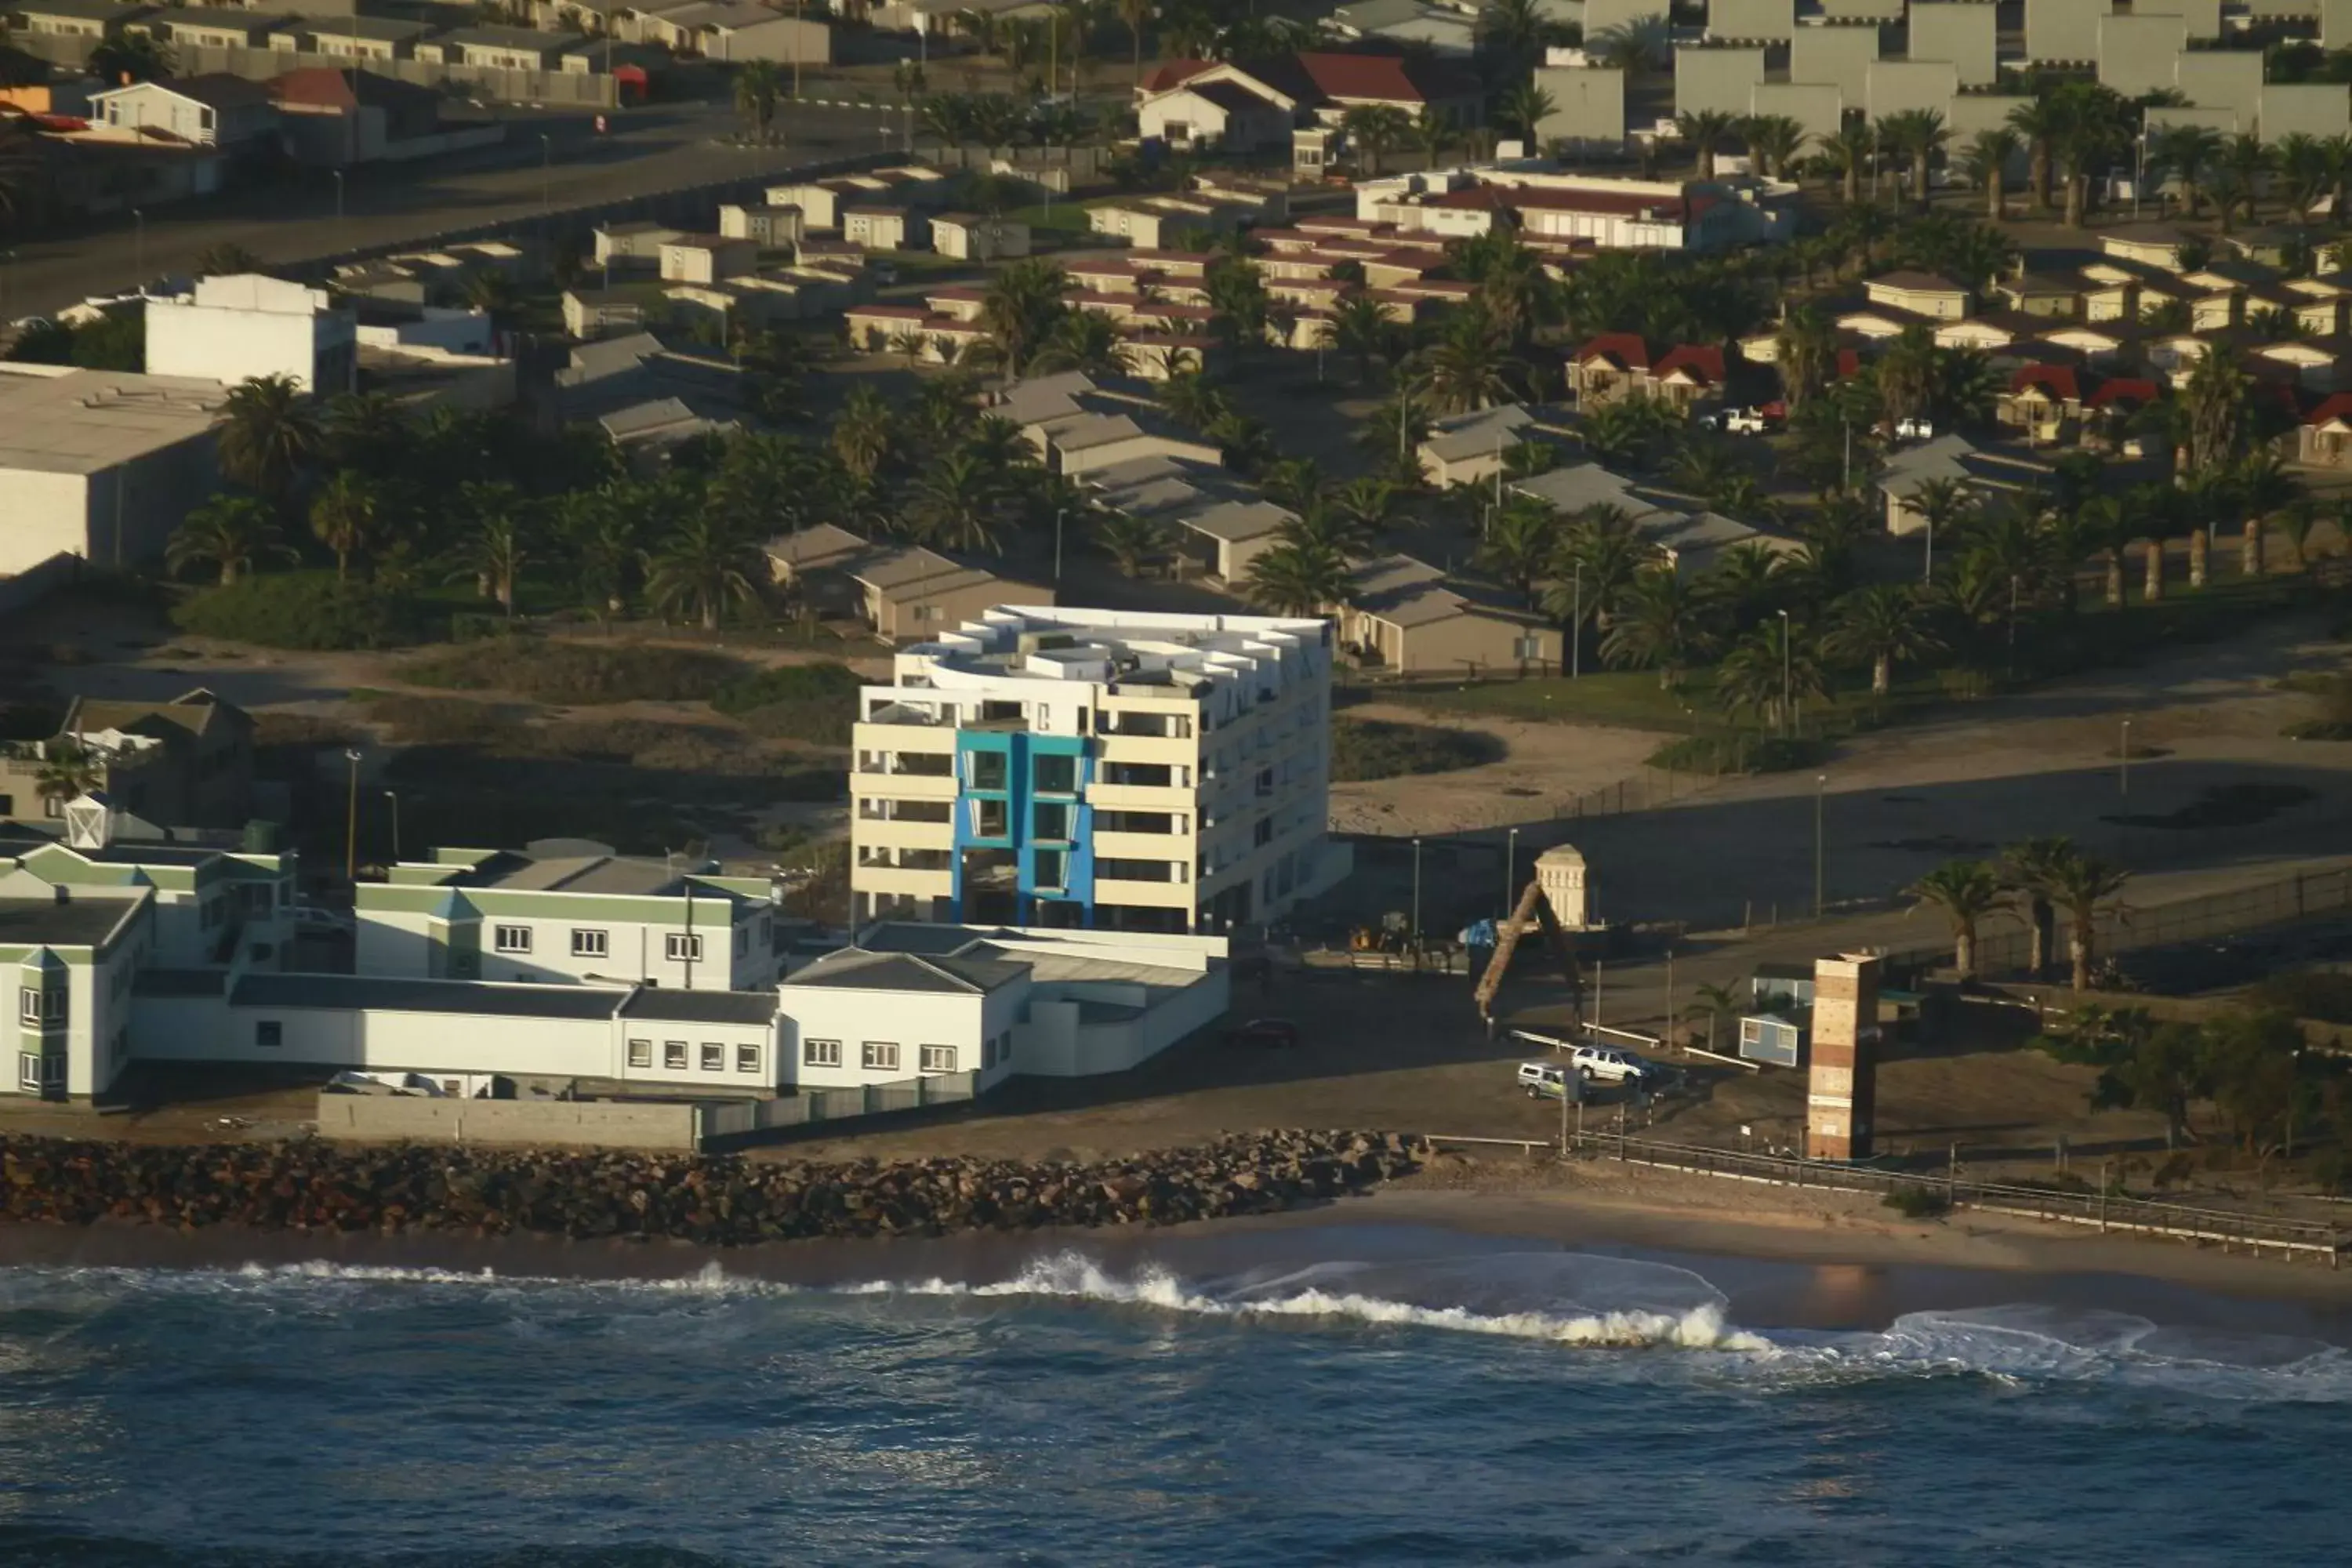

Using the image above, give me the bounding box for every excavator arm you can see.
[1473,877,1584,1024]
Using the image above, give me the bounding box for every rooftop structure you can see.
[0,363,226,576]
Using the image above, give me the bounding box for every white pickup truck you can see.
[1517,1046,1659,1098]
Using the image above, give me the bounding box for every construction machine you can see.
[1472,875,1584,1029]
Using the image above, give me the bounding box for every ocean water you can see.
[0,1222,2345,1566]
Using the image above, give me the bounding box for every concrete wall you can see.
[1820,0,1900,16]
[12,34,617,107]
[145,287,354,397]
[317,1093,703,1150]
[1750,81,1842,143]
[1,430,220,576]
[779,983,993,1090]
[1865,59,1958,121]
[2263,82,2352,140]
[1945,93,2030,142]
[1674,45,1768,118]
[1584,0,1667,39]
[1706,0,1792,42]
[1907,2,1997,86]
[2328,0,2352,48]
[2140,0,2222,42]
[1534,66,1625,143]
[2175,51,2264,124]
[2098,14,2189,100]
[1789,23,1879,100]
[2028,0,2106,63]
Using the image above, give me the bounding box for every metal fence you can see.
[1564,1131,2342,1263]
[696,1072,975,1145]
[1884,864,2352,982]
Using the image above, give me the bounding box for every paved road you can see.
[2,97,904,320]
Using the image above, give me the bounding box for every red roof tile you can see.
[1575,332,1652,371]
[2085,376,2160,408]
[2305,391,2352,426]
[1651,344,1726,385]
[1139,59,1216,93]
[2009,364,2082,402]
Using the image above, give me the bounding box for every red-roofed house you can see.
[1998,365,2085,446]
[2300,392,2352,467]
[1570,336,1728,412]
[1134,50,1479,155]
[1362,171,1790,253]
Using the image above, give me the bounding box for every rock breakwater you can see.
[0,1130,1424,1244]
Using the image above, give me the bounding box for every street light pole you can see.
[1777,608,1791,739]
[343,748,363,883]
[1504,827,1519,919]
[1570,562,1582,679]
[1410,836,1422,942]
[132,209,145,283]
[1813,773,1827,920]
[539,133,552,217]
[1054,508,1067,583]
[383,789,401,866]
[2120,717,2132,797]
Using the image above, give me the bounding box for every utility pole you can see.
[1410,837,1422,943]
[1777,608,1792,739]
[343,748,362,883]
[1503,827,1519,917]
[2119,717,2132,796]
[383,789,401,866]
[1054,507,1067,583]
[1813,774,1828,920]
[1570,563,1582,678]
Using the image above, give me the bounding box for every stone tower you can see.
[1534,844,1592,930]
[1805,953,1881,1161]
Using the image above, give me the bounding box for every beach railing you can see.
[1552,1133,2344,1265]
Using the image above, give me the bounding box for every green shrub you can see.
[1882,1185,1951,1220]
[171,573,424,651]
[1643,733,1831,775]
[402,638,747,703]
[1330,717,1503,782]
[2246,970,2352,1025]
[712,662,862,746]
[355,694,518,747]
[2284,673,2352,740]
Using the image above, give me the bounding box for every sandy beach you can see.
[3,1157,2347,1340]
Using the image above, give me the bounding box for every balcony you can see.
[862,702,955,728]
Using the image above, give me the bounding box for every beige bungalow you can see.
[931,213,1029,262]
[1338,555,1561,677]
[1862,270,1972,320]
[2298,392,2352,467]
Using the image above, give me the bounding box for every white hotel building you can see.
[851,608,1350,933]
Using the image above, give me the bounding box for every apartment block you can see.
[851,608,1345,934]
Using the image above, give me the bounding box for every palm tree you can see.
[213,374,321,511]
[1820,122,1875,205]
[1740,114,1806,180]
[2001,835,2075,982]
[1586,16,1668,74]
[324,390,411,478]
[1325,293,1394,386]
[1475,498,1559,606]
[1544,505,1650,639]
[165,495,290,586]
[1117,0,1148,84]
[1825,583,1944,697]
[1875,324,1940,434]
[1601,568,1718,690]
[1716,616,1825,732]
[1334,476,1400,542]
[2149,123,2223,220]
[909,449,1007,554]
[2277,495,2322,572]
[1907,859,2013,980]
[1904,477,1976,579]
[2276,131,2328,219]
[32,741,103,813]
[1092,512,1166,577]
[2217,132,2276,230]
[2008,96,2063,213]
[192,241,263,277]
[643,514,765,630]
[1340,104,1414,176]
[1684,982,1740,1052]
[830,385,896,483]
[1418,306,1512,412]
[1498,82,1561,148]
[733,60,784,143]
[1412,105,1463,168]
[308,471,378,582]
[2042,845,2132,992]
[1881,108,1950,212]
[1674,108,1737,181]
[1959,128,2021,221]
[977,256,1070,376]
[2181,344,2251,474]
[1030,310,1125,376]
[1773,306,1837,413]
[88,31,172,85]
[1246,539,1350,616]
[455,483,529,613]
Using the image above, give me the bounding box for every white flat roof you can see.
[0,365,225,476]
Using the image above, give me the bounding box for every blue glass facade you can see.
[950,731,1094,924]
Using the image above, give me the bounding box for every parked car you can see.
[1722,406,1771,434]
[1225,1017,1301,1048]
[292,906,355,936]
[1518,1061,1574,1099]
[1570,1044,1659,1086]
[1895,416,1935,441]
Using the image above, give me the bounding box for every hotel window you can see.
[804,1037,842,1068]
[663,1040,688,1070]
[628,1038,652,1069]
[255,1021,282,1048]
[736,1044,761,1074]
[862,1040,900,1072]
[919,1044,956,1073]
[700,1042,724,1072]
[16,989,39,1025]
[16,1055,37,1090]
[571,928,608,958]
[666,933,702,963]
[494,925,532,954]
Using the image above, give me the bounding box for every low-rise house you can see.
[717,201,804,248]
[996,370,1224,477]
[145,272,358,396]
[1087,194,1252,249]
[267,67,460,165]
[1509,461,1792,576]
[1998,364,2088,446]
[86,74,277,149]
[594,220,684,267]
[842,205,925,251]
[1417,402,1573,488]
[2100,225,2199,272]
[1862,270,1972,320]
[931,212,1029,262]
[301,15,435,60]
[554,331,750,460]
[145,7,298,51]
[760,525,1051,641]
[1338,555,1561,677]
[658,233,758,285]
[1083,452,1287,583]
[2298,391,2352,467]
[1569,335,1729,412]
[1876,434,2054,535]
[9,0,150,41]
[0,689,255,832]
[415,27,577,70]
[1359,166,1792,253]
[561,287,648,340]
[0,363,226,577]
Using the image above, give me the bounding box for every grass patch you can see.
[172,572,428,651]
[1882,1185,1951,1220]
[1385,671,1707,731]
[710,662,861,746]
[401,637,748,704]
[1004,201,1097,234]
[1645,734,1834,775]
[1330,717,1504,782]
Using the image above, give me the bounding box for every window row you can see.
[800,1039,967,1073]
[17,986,66,1027]
[16,1053,62,1091]
[491,925,704,962]
[626,1039,764,1074]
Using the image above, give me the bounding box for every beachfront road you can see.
[1,97,906,320]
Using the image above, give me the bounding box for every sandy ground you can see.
[1328,702,1660,837]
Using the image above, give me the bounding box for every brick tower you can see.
[1805,953,1882,1161]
